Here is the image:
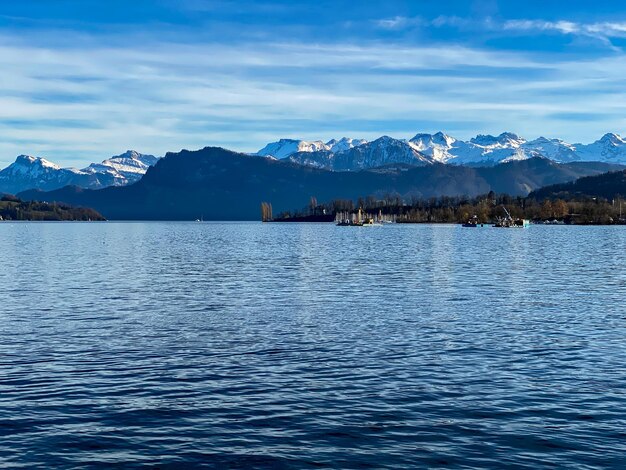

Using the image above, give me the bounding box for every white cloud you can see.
[376,14,626,48]
[503,20,578,34]
[375,16,424,30]
[503,19,626,38]
[501,19,626,51]
[0,31,624,167]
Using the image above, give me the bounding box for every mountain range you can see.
[3,131,626,195]
[0,150,158,194]
[256,132,626,170]
[17,147,622,220]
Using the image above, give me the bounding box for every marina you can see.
[335,208,389,226]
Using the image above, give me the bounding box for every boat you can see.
[494,218,529,228]
[361,217,382,227]
[461,215,487,227]
[337,219,363,226]
[336,208,382,226]
[493,206,529,228]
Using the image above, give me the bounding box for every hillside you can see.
[529,170,626,201]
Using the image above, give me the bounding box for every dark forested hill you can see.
[16,147,623,220]
[529,169,626,201]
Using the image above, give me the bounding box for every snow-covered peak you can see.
[528,136,552,145]
[0,149,160,194]
[83,150,159,180]
[288,135,434,171]
[598,133,625,145]
[499,132,525,144]
[575,133,626,163]
[112,150,159,163]
[256,131,626,168]
[470,134,497,146]
[256,139,329,159]
[6,155,63,177]
[325,137,367,153]
[0,154,89,194]
[410,131,455,147]
[408,132,458,163]
[257,137,369,159]
[524,137,577,156]
[14,154,60,170]
[372,135,397,146]
[89,150,159,175]
[470,132,525,148]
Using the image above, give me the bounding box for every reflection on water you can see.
[1,222,625,468]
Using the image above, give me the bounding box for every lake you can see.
[1,222,625,468]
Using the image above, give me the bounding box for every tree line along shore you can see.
[0,195,105,221]
[268,192,626,225]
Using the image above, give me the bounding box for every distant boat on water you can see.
[336,208,383,226]
[494,206,529,228]
[461,215,487,227]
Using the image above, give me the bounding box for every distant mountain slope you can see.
[289,136,433,170]
[256,137,367,159]
[529,169,626,201]
[18,147,622,220]
[0,150,158,194]
[255,132,626,170]
[83,150,159,184]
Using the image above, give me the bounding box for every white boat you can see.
[361,217,383,227]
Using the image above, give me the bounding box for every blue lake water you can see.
[1,222,625,468]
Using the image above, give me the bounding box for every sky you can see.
[1,0,626,167]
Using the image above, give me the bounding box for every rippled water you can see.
[1,222,625,468]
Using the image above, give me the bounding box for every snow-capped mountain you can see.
[3,155,62,177]
[408,132,458,163]
[0,151,159,195]
[576,133,626,163]
[256,137,368,159]
[520,137,579,163]
[83,150,160,185]
[0,156,87,194]
[256,139,330,159]
[450,132,532,165]
[326,137,368,153]
[289,136,432,170]
[256,132,626,170]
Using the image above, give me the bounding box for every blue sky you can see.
[1,0,626,167]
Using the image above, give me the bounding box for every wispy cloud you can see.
[503,19,580,34]
[376,16,424,30]
[0,23,625,167]
[377,14,626,50]
[502,19,626,51]
[503,19,626,37]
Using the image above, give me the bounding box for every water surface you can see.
[1,222,625,468]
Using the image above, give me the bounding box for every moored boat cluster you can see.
[335,208,394,226]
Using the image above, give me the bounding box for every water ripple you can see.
[1,222,625,468]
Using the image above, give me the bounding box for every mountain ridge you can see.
[0,150,159,194]
[256,132,626,170]
[529,169,626,201]
[17,146,623,220]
